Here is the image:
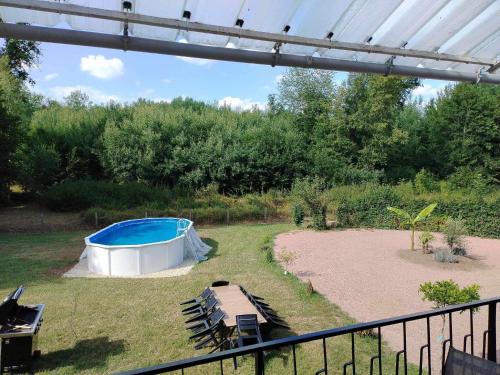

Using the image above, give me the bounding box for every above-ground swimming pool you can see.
[83,218,210,276]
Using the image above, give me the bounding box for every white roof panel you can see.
[0,0,498,82]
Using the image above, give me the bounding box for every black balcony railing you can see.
[118,297,499,375]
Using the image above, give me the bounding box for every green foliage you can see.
[414,169,438,194]
[443,217,468,255]
[337,185,499,238]
[419,280,480,309]
[45,180,169,211]
[0,57,34,203]
[0,37,40,84]
[433,250,457,263]
[419,230,434,254]
[18,100,110,191]
[291,203,305,227]
[448,166,495,195]
[292,177,328,230]
[423,83,499,181]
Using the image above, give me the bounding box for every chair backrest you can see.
[236,314,258,332]
[444,346,500,374]
[200,287,212,300]
[211,280,230,287]
[205,295,218,311]
[209,308,225,326]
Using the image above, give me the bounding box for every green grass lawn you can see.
[0,224,421,374]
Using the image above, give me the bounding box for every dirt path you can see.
[275,229,500,371]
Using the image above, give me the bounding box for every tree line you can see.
[1,42,499,203]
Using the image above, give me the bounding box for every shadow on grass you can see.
[201,237,219,259]
[36,337,126,372]
[256,322,298,369]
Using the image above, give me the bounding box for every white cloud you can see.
[80,55,124,79]
[48,85,119,103]
[43,73,59,82]
[161,78,172,84]
[413,84,439,98]
[275,74,284,83]
[218,96,266,111]
[412,81,448,102]
[176,56,214,66]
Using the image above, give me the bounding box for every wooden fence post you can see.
[95,212,98,228]
[40,212,45,232]
[226,209,230,226]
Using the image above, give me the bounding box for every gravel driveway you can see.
[275,229,500,371]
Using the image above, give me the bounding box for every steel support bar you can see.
[1,23,499,85]
[488,61,500,73]
[0,0,496,67]
[487,302,497,363]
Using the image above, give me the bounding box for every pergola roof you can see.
[0,0,499,83]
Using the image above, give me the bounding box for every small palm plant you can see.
[387,203,437,251]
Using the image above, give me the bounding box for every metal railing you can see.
[118,297,499,375]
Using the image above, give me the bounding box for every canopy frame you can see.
[0,0,499,84]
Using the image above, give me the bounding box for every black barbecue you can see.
[0,286,44,373]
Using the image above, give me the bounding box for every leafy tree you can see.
[272,68,336,136]
[64,90,91,108]
[0,57,26,202]
[0,37,41,84]
[337,74,420,172]
[387,203,437,251]
[424,83,500,180]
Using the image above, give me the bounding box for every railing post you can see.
[255,349,265,375]
[487,302,497,363]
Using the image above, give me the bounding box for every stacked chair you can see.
[235,314,263,346]
[180,288,229,353]
[239,286,290,329]
[231,313,263,370]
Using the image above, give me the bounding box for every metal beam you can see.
[488,61,500,73]
[0,0,496,67]
[1,23,499,84]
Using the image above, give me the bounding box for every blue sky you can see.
[28,42,449,110]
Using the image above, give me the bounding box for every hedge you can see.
[336,185,499,238]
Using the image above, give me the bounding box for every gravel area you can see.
[275,229,500,370]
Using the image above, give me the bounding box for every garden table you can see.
[210,285,266,328]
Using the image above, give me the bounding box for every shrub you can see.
[414,169,438,194]
[291,203,305,227]
[311,206,327,230]
[419,280,480,309]
[448,166,493,194]
[443,217,467,255]
[292,177,328,230]
[277,248,297,275]
[433,250,458,263]
[419,231,434,254]
[45,180,168,211]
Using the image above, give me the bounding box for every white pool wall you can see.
[84,218,192,276]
